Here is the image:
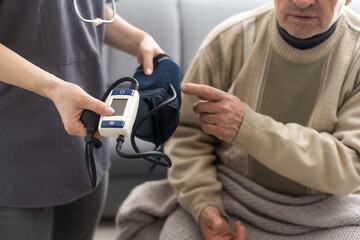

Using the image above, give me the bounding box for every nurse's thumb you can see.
[88,99,115,116]
[142,57,153,75]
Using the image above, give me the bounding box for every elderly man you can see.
[115,0,360,239]
[166,0,360,239]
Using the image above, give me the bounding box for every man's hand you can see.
[182,83,246,142]
[200,206,248,240]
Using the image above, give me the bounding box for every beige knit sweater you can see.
[166,3,360,223]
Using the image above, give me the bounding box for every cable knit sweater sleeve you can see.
[166,47,228,223]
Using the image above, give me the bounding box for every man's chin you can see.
[286,28,319,39]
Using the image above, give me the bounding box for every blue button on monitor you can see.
[111,89,134,96]
[101,120,125,128]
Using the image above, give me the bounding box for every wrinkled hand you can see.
[200,206,248,240]
[51,81,114,138]
[182,83,246,142]
[136,34,164,75]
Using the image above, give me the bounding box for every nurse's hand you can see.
[136,34,164,75]
[0,43,113,139]
[200,206,248,240]
[103,6,163,75]
[50,81,114,138]
[182,83,246,143]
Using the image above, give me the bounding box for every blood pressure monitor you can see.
[98,89,139,138]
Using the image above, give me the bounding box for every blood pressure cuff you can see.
[133,54,181,147]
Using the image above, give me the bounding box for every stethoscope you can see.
[73,0,116,26]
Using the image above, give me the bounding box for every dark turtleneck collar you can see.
[277,21,338,50]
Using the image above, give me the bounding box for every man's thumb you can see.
[205,209,223,230]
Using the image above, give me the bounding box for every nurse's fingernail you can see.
[105,106,115,115]
[145,68,152,75]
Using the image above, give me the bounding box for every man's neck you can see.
[277,21,338,50]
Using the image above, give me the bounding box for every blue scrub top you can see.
[0,0,110,207]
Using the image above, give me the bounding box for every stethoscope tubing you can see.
[73,0,116,26]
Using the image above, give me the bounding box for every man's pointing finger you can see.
[181,83,224,101]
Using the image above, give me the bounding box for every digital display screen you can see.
[111,99,127,116]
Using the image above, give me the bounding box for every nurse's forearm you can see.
[0,43,63,100]
[0,43,114,138]
[103,6,151,56]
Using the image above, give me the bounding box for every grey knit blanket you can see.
[116,165,360,239]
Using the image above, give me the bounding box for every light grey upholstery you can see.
[350,1,360,13]
[179,0,273,73]
[104,0,181,82]
[102,0,360,217]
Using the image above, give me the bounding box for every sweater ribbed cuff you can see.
[192,200,228,225]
